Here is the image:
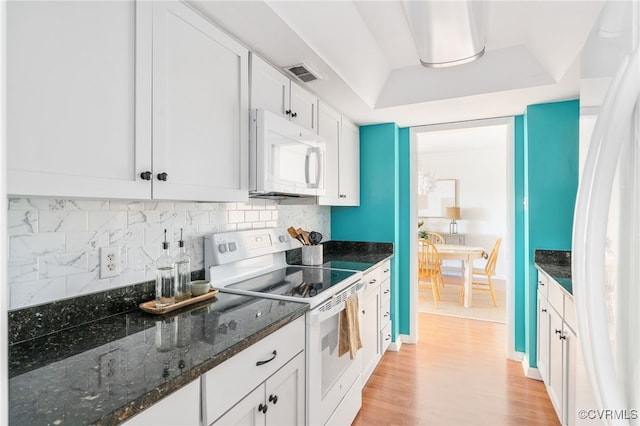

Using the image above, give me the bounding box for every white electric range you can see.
[204,228,364,426]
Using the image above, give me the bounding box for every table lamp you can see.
[446,207,461,234]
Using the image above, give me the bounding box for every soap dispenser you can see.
[155,229,176,308]
[175,228,191,302]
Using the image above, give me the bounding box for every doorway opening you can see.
[408,117,518,360]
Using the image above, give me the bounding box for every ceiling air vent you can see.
[285,63,322,83]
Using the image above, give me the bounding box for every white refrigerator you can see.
[574,0,640,425]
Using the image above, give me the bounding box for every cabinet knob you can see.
[369,279,377,284]
[157,172,168,181]
[384,289,390,294]
[541,308,547,313]
[384,312,389,317]
[339,194,346,198]
[559,334,567,340]
[383,269,390,273]
[555,329,562,334]
[291,112,298,118]
[269,394,278,405]
[140,171,152,181]
[285,109,292,116]
[538,281,545,286]
[258,403,268,414]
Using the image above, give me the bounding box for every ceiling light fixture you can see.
[402,0,486,68]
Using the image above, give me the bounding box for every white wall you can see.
[417,123,508,279]
[7,197,330,310]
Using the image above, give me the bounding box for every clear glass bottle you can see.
[175,228,191,302]
[155,229,176,308]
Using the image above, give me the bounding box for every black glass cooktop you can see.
[320,260,375,272]
[223,266,357,300]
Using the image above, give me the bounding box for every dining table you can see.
[434,244,485,308]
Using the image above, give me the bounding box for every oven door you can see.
[306,282,363,425]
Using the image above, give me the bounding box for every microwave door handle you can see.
[305,148,311,185]
[313,148,322,189]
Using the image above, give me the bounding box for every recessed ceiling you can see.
[189,0,605,127]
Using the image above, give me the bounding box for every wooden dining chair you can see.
[426,232,445,244]
[418,239,444,308]
[461,238,502,307]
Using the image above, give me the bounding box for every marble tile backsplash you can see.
[7,197,331,310]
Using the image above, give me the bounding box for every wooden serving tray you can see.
[139,289,219,315]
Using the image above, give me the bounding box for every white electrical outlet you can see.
[100,246,121,279]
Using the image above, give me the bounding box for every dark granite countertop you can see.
[8,292,307,425]
[534,249,572,294]
[8,239,393,425]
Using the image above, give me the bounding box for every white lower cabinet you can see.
[537,269,579,426]
[213,352,305,426]
[120,379,200,426]
[203,316,305,425]
[360,259,392,386]
[360,276,380,386]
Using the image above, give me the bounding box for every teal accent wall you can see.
[523,100,579,367]
[397,128,411,334]
[331,100,578,358]
[331,123,406,340]
[514,115,526,353]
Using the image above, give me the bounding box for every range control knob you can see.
[218,243,228,253]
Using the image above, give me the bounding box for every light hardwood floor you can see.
[353,313,559,426]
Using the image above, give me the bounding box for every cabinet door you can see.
[7,0,152,199]
[338,118,360,206]
[265,352,305,426]
[121,379,200,426]
[548,307,564,420]
[317,103,342,205]
[250,54,290,119]
[213,384,264,426]
[289,83,318,132]
[537,293,550,383]
[152,1,248,202]
[360,284,380,386]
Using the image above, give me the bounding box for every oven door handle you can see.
[307,281,365,325]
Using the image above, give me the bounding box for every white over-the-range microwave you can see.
[249,109,326,200]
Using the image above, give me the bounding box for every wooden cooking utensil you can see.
[297,228,310,245]
[288,226,306,245]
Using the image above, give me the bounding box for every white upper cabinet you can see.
[7,0,248,202]
[152,1,248,202]
[317,102,360,206]
[7,0,152,199]
[339,118,361,205]
[250,54,318,133]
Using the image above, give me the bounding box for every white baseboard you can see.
[388,336,403,352]
[521,354,542,380]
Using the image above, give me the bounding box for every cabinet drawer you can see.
[537,271,550,299]
[379,259,391,282]
[380,279,391,328]
[548,279,564,316]
[380,322,392,353]
[203,316,305,424]
[363,266,382,289]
